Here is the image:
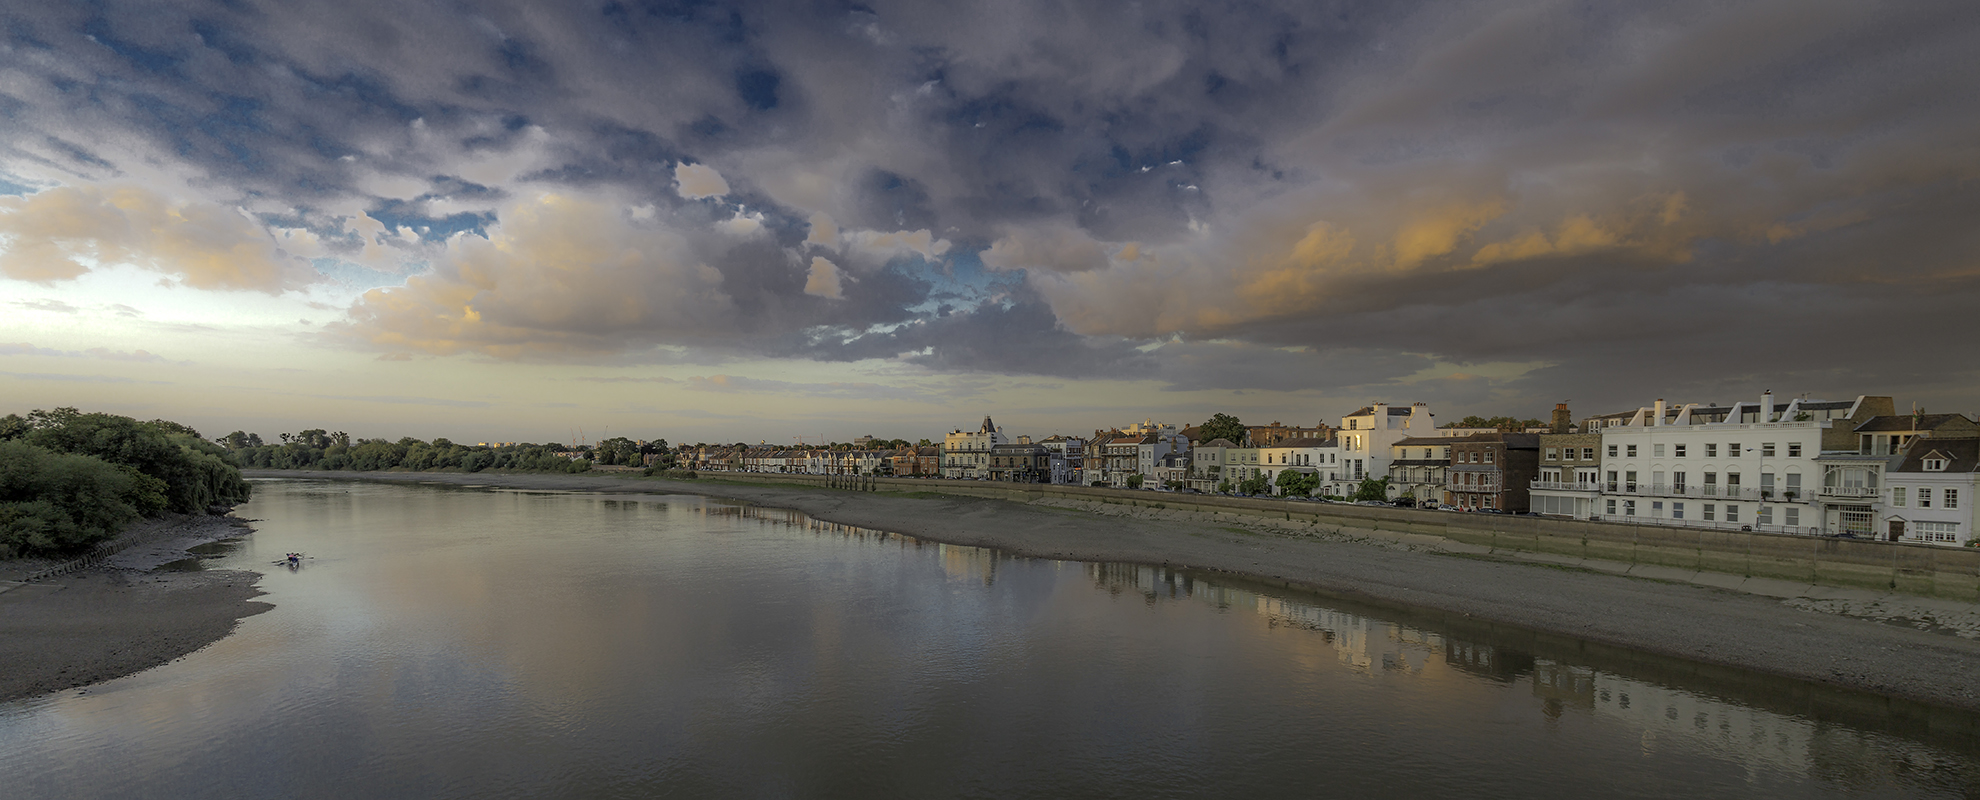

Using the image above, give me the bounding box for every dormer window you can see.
[1923,455,1949,472]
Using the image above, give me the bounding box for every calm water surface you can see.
[2,479,1977,798]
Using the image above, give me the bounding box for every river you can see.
[2,479,1976,798]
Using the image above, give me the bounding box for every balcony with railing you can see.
[1530,480,1602,493]
[1446,476,1504,493]
[1818,484,1878,499]
[1598,483,1812,503]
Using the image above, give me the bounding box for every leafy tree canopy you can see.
[1199,413,1245,445]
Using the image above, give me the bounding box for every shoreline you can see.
[253,469,1980,716]
[0,513,270,704]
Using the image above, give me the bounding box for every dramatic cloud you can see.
[4,0,1978,423]
[0,185,306,291]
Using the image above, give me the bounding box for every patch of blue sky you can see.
[0,174,39,196]
[314,258,417,290]
[365,205,496,242]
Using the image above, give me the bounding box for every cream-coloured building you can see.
[942,416,1008,479]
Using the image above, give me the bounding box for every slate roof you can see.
[1891,438,1980,473]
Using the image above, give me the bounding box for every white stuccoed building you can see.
[1881,436,1980,545]
[1259,437,1336,495]
[1591,392,1881,533]
[1321,403,1478,497]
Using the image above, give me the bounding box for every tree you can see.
[0,414,27,441]
[1216,479,1233,493]
[1275,469,1318,497]
[1352,477,1390,502]
[1199,413,1245,445]
[1238,473,1271,495]
[1125,474,1144,489]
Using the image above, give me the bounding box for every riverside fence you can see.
[702,472,1980,602]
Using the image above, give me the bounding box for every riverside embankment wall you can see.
[703,472,1980,602]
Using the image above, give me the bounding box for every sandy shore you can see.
[0,514,270,704]
[253,469,1980,715]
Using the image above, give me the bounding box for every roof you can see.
[1196,437,1238,448]
[1265,436,1333,449]
[1392,436,1454,447]
[1449,432,1541,448]
[1891,438,1980,473]
[1854,414,1974,433]
[1345,406,1414,416]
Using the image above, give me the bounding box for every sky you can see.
[2,1,1977,446]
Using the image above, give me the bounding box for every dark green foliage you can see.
[22,409,250,514]
[0,414,28,442]
[1352,477,1391,502]
[593,437,639,466]
[1275,469,1319,497]
[235,435,595,475]
[1238,474,1272,495]
[0,440,144,557]
[1199,413,1246,445]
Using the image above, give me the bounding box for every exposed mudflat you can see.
[0,514,271,704]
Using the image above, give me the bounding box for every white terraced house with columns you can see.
[1588,391,1879,534]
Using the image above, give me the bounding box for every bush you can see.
[0,441,143,556]
[23,410,249,514]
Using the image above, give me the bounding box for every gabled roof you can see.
[1891,438,1980,473]
[1265,436,1333,449]
[1197,437,1239,448]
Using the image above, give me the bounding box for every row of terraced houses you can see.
[675,392,1979,547]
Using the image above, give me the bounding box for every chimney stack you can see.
[1761,389,1774,423]
[1654,399,1665,427]
[1551,403,1571,434]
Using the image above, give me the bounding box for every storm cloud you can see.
[3,0,1977,417]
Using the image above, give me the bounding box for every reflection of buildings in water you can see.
[1082,563,1445,674]
[1531,659,1597,721]
[1445,641,1536,684]
[1584,671,1814,773]
[938,544,1000,585]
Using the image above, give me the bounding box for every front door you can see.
[1888,520,1905,542]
